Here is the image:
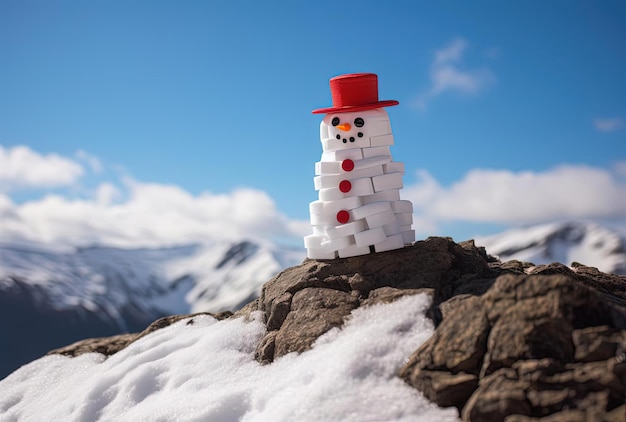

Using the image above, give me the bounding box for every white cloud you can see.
[405,164,626,228]
[416,39,495,109]
[593,118,624,132]
[0,179,308,249]
[0,145,84,191]
[75,149,103,173]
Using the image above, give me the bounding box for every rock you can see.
[44,236,626,420]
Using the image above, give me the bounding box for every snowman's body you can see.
[305,108,415,259]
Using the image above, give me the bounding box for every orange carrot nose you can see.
[336,123,352,131]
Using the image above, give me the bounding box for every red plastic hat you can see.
[312,73,399,114]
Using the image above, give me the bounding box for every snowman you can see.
[304,73,415,259]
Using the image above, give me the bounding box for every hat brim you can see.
[311,100,399,115]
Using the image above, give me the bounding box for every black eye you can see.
[331,117,340,126]
[354,117,364,127]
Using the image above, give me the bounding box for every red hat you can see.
[312,73,399,114]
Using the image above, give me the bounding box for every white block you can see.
[362,190,401,204]
[309,200,324,214]
[321,235,353,251]
[374,233,404,253]
[395,212,413,226]
[312,225,325,236]
[399,224,412,233]
[372,172,403,192]
[307,247,337,260]
[319,187,344,201]
[383,162,405,174]
[326,220,366,239]
[353,155,391,171]
[383,221,401,236]
[365,210,396,229]
[315,161,341,175]
[304,234,324,249]
[310,212,330,225]
[365,119,392,135]
[322,149,363,162]
[370,133,394,147]
[322,136,370,151]
[314,166,383,190]
[320,121,330,141]
[338,244,371,258]
[391,200,413,214]
[319,178,375,201]
[352,201,392,220]
[323,196,362,214]
[354,227,387,248]
[362,146,391,158]
[401,230,416,244]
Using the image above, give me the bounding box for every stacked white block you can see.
[305,108,415,259]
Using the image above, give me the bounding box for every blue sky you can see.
[0,0,625,248]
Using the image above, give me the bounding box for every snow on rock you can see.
[476,221,626,275]
[0,294,459,421]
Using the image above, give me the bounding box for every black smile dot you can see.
[336,134,341,140]
[342,138,347,143]
[349,137,355,142]
[357,132,363,138]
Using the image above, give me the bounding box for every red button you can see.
[336,210,350,224]
[339,180,351,193]
[341,159,354,172]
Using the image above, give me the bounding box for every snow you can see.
[0,294,459,421]
[476,221,626,274]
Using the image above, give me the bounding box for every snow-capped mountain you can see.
[476,221,626,275]
[0,239,305,379]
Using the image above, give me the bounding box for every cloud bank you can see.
[0,145,84,190]
[405,163,626,232]
[593,118,624,133]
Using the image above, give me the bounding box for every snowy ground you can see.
[0,294,458,421]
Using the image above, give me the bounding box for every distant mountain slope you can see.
[476,221,626,275]
[0,240,305,379]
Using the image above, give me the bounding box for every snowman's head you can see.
[319,108,392,152]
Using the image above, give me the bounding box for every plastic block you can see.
[383,221,401,236]
[312,225,325,236]
[321,149,363,162]
[395,212,413,226]
[370,133,394,147]
[321,235,353,251]
[362,146,391,158]
[307,247,337,260]
[365,119,392,136]
[304,234,324,249]
[354,227,387,248]
[322,136,370,151]
[401,230,416,244]
[314,166,383,190]
[338,244,371,258]
[326,220,366,239]
[325,196,362,213]
[373,234,404,253]
[372,173,403,192]
[319,121,330,140]
[309,200,325,214]
[362,190,401,204]
[353,155,392,171]
[399,224,412,233]
[319,187,344,201]
[391,200,413,214]
[383,162,405,174]
[365,209,396,229]
[352,201,392,220]
[315,161,342,175]
[310,212,330,225]
[319,178,374,201]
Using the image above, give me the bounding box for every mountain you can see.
[475,221,626,275]
[0,240,305,379]
[1,237,624,420]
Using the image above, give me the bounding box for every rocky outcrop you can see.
[47,237,626,420]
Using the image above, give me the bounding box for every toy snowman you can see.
[304,73,415,259]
